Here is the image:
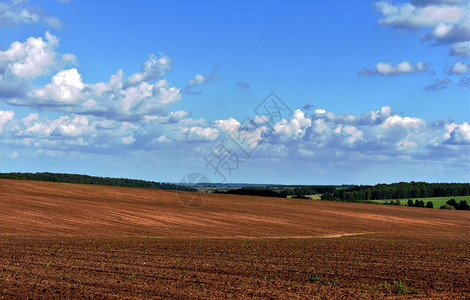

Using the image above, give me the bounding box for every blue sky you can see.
[0,0,469,184]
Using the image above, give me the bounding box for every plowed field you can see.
[1,179,469,299]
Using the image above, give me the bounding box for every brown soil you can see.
[0,179,469,299]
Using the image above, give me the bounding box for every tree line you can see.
[321,182,470,201]
[0,172,197,192]
[385,198,469,210]
[272,185,336,196]
[214,185,339,198]
[214,187,287,198]
[441,199,470,210]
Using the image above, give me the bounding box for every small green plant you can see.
[394,280,407,294]
[44,262,51,267]
[327,277,339,286]
[381,281,392,293]
[181,270,186,275]
[307,272,320,283]
[128,274,135,280]
[393,280,417,294]
[263,274,271,280]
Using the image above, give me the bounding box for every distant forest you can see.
[214,185,338,198]
[321,182,470,201]
[214,187,288,198]
[0,172,197,192]
[1,173,469,202]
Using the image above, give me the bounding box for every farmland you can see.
[1,179,470,299]
[371,195,470,209]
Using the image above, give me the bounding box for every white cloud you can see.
[0,31,73,79]
[380,115,424,129]
[0,33,223,123]
[0,0,61,28]
[273,109,312,138]
[343,125,363,145]
[449,61,469,74]
[183,66,220,95]
[359,61,430,76]
[122,135,135,145]
[21,112,38,125]
[10,54,181,121]
[56,115,91,137]
[334,125,342,134]
[313,119,328,134]
[30,68,84,103]
[298,148,314,157]
[374,1,470,57]
[127,53,172,85]
[182,126,219,141]
[0,110,14,133]
[375,1,466,28]
[249,105,468,165]
[0,105,468,173]
[0,32,76,100]
[451,41,470,56]
[3,112,142,151]
[188,74,205,86]
[448,122,470,143]
[215,117,241,133]
[143,110,191,124]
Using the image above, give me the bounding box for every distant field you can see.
[306,194,322,200]
[287,194,322,200]
[371,196,470,208]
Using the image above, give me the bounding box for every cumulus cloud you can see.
[127,53,172,85]
[0,31,75,78]
[0,104,469,172]
[375,1,466,28]
[0,110,14,133]
[142,110,191,124]
[215,117,241,133]
[451,41,470,56]
[0,32,76,100]
[210,104,465,169]
[0,33,228,123]
[182,126,219,141]
[425,78,452,90]
[374,0,470,56]
[359,61,430,75]
[0,112,142,152]
[30,68,85,104]
[0,39,180,121]
[273,109,312,138]
[452,122,470,143]
[0,32,467,171]
[0,0,61,28]
[183,66,220,95]
[448,61,469,74]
